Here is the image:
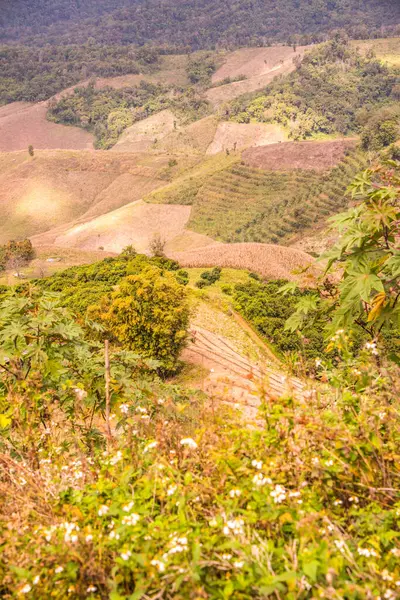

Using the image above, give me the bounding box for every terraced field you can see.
[185,147,368,243]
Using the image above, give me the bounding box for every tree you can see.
[149,233,166,257]
[283,160,400,350]
[89,267,190,372]
[28,145,34,156]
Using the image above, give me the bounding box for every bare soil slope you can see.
[0,150,171,242]
[207,46,306,105]
[0,102,94,152]
[243,139,357,171]
[206,122,286,155]
[171,242,314,281]
[32,199,192,254]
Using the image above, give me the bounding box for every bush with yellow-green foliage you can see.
[89,266,190,373]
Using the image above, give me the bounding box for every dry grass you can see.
[156,116,219,156]
[206,46,306,106]
[111,110,177,153]
[0,150,172,242]
[0,102,93,152]
[33,199,192,254]
[243,139,358,171]
[351,37,400,67]
[206,122,286,155]
[170,242,315,281]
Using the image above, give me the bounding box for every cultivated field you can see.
[33,199,192,254]
[155,116,219,156]
[242,139,358,171]
[206,122,286,155]
[171,242,314,281]
[0,102,94,152]
[206,46,306,106]
[0,150,172,242]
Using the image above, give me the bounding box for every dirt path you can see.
[182,325,304,423]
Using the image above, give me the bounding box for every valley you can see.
[0,3,400,596]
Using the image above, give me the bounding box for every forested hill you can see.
[1,0,400,48]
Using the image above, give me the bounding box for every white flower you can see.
[109,531,120,540]
[21,584,31,594]
[120,550,132,561]
[120,403,129,414]
[334,499,343,506]
[157,398,165,405]
[19,477,27,486]
[325,460,334,467]
[315,358,322,368]
[357,547,379,558]
[55,566,64,574]
[180,438,198,449]
[209,518,218,527]
[223,518,244,536]
[270,485,286,504]
[253,473,272,487]
[98,505,109,516]
[87,586,97,593]
[390,548,400,557]
[222,553,232,560]
[334,540,346,554]
[122,501,135,512]
[122,513,140,526]
[251,460,263,470]
[311,457,319,465]
[348,496,359,503]
[233,560,244,568]
[167,536,189,554]
[151,559,166,572]
[85,534,93,542]
[229,489,242,498]
[365,341,379,355]
[144,441,158,453]
[109,451,123,466]
[33,576,40,585]
[167,485,177,496]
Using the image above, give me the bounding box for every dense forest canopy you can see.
[1,0,400,48]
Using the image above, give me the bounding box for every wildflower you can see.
[33,576,40,585]
[120,403,129,414]
[384,591,395,600]
[144,441,158,453]
[365,341,379,356]
[223,518,244,536]
[122,513,140,526]
[222,553,232,560]
[168,536,188,554]
[120,550,132,561]
[390,548,400,557]
[136,406,148,414]
[151,559,166,573]
[315,358,322,368]
[333,499,343,506]
[357,547,379,558]
[325,459,334,467]
[21,584,32,594]
[122,501,135,512]
[311,457,319,466]
[209,518,218,527]
[229,489,242,498]
[55,566,64,574]
[167,485,177,496]
[87,586,97,593]
[288,491,301,498]
[85,534,93,542]
[157,398,165,405]
[109,531,120,540]
[334,539,346,554]
[270,485,286,503]
[253,473,272,487]
[19,477,27,486]
[98,505,109,516]
[180,438,198,449]
[348,496,359,503]
[382,570,394,582]
[251,460,263,470]
[233,561,244,568]
[109,451,123,465]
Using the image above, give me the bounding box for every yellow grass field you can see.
[206,122,286,155]
[170,242,315,281]
[32,199,192,254]
[0,150,173,242]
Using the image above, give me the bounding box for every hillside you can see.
[1,0,399,47]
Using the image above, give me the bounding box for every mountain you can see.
[1,0,399,48]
